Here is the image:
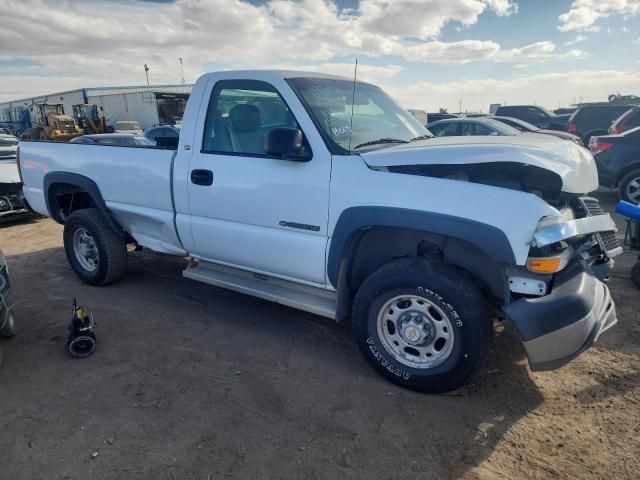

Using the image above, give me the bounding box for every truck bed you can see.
[19,141,185,254]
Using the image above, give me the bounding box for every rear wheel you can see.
[619,169,640,204]
[352,257,492,393]
[63,208,127,285]
[0,311,16,338]
[39,130,48,141]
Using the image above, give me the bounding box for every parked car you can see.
[494,105,569,131]
[425,113,458,123]
[114,120,144,136]
[492,116,583,145]
[144,125,181,147]
[426,117,520,137]
[19,70,619,393]
[0,131,27,217]
[609,106,640,135]
[590,126,640,204]
[70,134,154,147]
[567,105,635,145]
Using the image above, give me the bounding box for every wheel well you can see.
[47,183,97,222]
[615,162,640,187]
[335,226,506,321]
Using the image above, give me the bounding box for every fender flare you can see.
[43,171,126,237]
[327,206,517,287]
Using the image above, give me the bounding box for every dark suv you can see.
[494,105,569,131]
[609,106,640,135]
[567,105,635,145]
[590,126,640,204]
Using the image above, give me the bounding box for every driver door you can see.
[185,79,331,285]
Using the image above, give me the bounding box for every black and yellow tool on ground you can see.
[67,299,96,358]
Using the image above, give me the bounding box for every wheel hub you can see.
[376,295,455,369]
[73,228,99,272]
[399,311,435,346]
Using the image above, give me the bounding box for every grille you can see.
[582,198,605,216]
[59,121,76,132]
[601,231,621,251]
[580,197,621,252]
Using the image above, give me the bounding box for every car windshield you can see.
[497,117,539,132]
[288,77,428,152]
[483,119,522,135]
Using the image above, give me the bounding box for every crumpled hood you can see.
[0,160,20,184]
[360,134,598,194]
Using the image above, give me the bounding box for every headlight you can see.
[535,208,575,230]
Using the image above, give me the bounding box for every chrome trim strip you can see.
[532,215,618,247]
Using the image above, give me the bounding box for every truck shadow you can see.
[1,246,543,479]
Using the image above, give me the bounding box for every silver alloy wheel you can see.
[377,295,455,369]
[626,175,640,203]
[73,227,99,272]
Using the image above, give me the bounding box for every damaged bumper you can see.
[502,261,617,371]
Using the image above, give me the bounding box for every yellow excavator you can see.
[72,104,110,134]
[21,103,83,141]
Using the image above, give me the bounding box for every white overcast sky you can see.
[0,0,639,111]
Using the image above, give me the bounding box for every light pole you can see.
[144,64,150,87]
[179,58,185,84]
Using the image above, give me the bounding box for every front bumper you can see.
[502,261,617,371]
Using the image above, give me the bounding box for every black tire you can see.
[632,262,640,289]
[68,330,96,358]
[0,311,17,338]
[63,208,127,286]
[618,169,640,205]
[352,257,492,393]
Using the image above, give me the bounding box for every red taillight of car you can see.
[16,145,24,183]
[589,141,613,155]
[567,122,577,133]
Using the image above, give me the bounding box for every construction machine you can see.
[72,104,109,134]
[21,103,82,141]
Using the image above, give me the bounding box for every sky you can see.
[0,0,639,112]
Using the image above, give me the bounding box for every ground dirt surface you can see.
[0,189,638,480]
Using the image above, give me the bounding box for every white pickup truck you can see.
[19,70,620,393]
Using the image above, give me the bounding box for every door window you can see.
[202,80,300,156]
[429,122,459,137]
[460,123,492,135]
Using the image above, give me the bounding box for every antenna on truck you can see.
[347,58,358,152]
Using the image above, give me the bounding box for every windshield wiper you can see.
[353,138,409,150]
[410,134,433,142]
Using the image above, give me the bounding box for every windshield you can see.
[288,77,428,152]
[482,119,522,135]
[43,104,64,116]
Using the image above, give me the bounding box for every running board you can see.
[183,261,337,319]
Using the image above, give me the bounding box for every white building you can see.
[0,84,193,131]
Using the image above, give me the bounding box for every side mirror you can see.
[265,127,311,161]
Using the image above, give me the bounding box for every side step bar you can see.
[183,261,337,319]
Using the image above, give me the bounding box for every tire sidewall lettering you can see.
[367,337,411,380]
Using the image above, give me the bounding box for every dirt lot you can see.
[0,190,639,480]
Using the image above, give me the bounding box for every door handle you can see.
[191,169,213,186]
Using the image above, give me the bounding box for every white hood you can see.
[360,134,598,194]
[0,160,20,184]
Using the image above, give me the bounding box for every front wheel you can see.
[352,258,492,393]
[63,208,127,286]
[619,169,640,204]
